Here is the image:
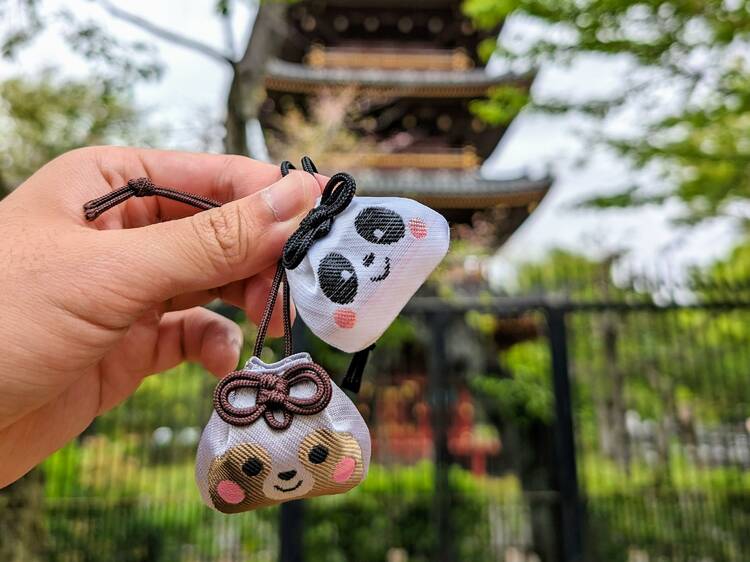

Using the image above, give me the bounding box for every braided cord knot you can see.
[128,177,155,197]
[282,172,357,269]
[213,361,333,430]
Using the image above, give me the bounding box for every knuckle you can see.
[193,204,253,269]
[63,145,107,163]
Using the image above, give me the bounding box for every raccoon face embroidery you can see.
[286,197,449,353]
[206,429,365,514]
[195,353,371,513]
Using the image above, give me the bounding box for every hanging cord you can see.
[252,262,292,358]
[340,344,375,393]
[83,177,222,221]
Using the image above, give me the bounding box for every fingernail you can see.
[262,174,310,222]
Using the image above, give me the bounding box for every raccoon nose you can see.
[278,470,297,481]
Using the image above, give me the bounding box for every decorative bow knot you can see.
[282,172,357,269]
[213,362,333,430]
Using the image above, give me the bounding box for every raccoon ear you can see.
[354,207,405,245]
[318,252,358,304]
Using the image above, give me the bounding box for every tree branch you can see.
[236,3,287,77]
[98,0,234,65]
[220,0,237,60]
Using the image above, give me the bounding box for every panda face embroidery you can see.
[207,429,364,513]
[316,205,430,330]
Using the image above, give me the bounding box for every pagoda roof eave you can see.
[354,169,552,208]
[265,59,533,98]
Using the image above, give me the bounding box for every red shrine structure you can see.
[259,0,549,474]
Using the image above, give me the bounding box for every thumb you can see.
[109,171,321,303]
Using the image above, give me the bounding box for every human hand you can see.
[0,146,325,486]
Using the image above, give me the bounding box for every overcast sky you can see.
[0,0,739,277]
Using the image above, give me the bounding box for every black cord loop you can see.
[281,168,357,270]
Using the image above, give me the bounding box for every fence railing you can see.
[5,268,750,562]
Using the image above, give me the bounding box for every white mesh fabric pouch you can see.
[285,195,449,353]
[196,352,371,513]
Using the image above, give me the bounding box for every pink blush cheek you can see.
[332,457,357,483]
[333,308,357,329]
[409,218,428,239]
[216,480,245,504]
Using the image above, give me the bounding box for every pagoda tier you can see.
[355,169,551,243]
[282,2,502,66]
[259,0,550,228]
[261,63,532,161]
[265,60,530,97]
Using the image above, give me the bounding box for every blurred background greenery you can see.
[2,0,750,561]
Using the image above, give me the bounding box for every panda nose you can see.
[278,470,297,481]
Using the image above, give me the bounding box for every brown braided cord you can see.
[252,262,293,358]
[83,178,222,221]
[213,361,333,429]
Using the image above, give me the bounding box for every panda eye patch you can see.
[242,457,263,477]
[318,252,358,305]
[308,444,329,464]
[355,207,405,245]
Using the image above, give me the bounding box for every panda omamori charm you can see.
[195,353,371,513]
[285,195,450,353]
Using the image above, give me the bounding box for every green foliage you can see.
[40,458,525,562]
[587,491,750,562]
[0,0,43,59]
[0,73,149,189]
[463,0,750,224]
[469,85,529,126]
[1,2,162,89]
[472,341,554,424]
[513,248,629,300]
[95,363,213,437]
[39,448,750,561]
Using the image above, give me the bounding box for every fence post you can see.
[279,319,309,562]
[425,310,454,562]
[280,500,305,562]
[545,305,584,562]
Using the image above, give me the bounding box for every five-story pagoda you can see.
[259,0,550,243]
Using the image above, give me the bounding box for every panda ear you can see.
[354,207,405,245]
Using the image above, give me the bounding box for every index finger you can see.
[96,147,291,227]
[50,146,325,228]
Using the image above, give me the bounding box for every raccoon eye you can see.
[308,444,329,464]
[242,457,263,477]
[355,207,405,245]
[318,252,357,305]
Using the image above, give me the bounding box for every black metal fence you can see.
[4,269,750,562]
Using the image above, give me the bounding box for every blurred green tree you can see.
[0,0,287,156]
[464,0,750,225]
[0,73,147,191]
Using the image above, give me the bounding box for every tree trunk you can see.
[224,68,249,155]
[0,469,47,562]
[597,312,630,471]
[224,3,289,156]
